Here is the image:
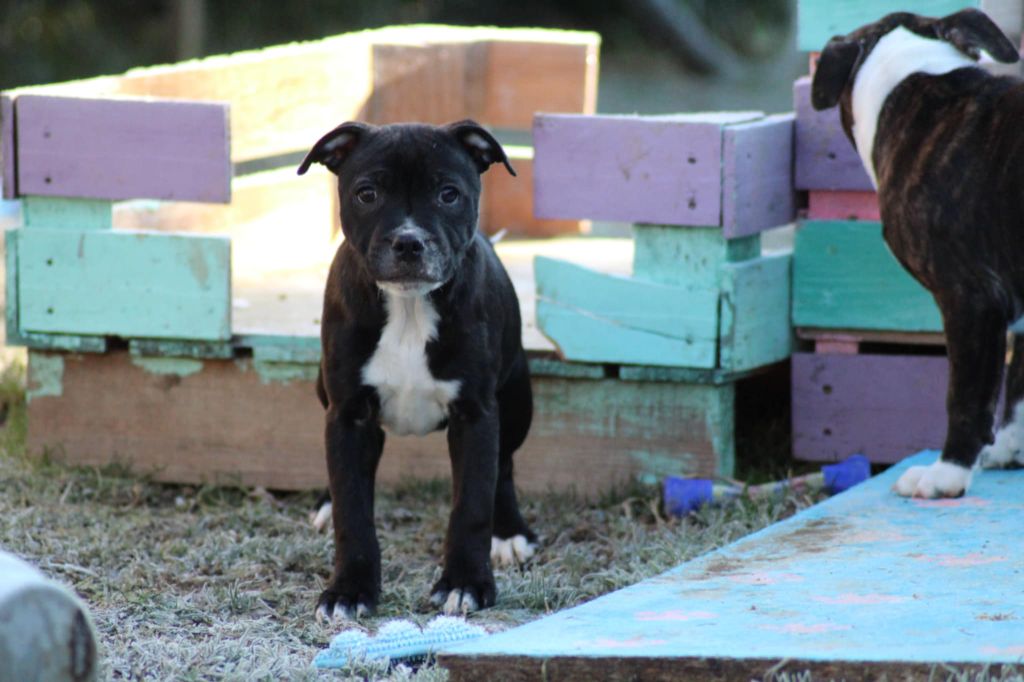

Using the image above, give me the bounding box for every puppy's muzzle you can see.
[392,231,426,263]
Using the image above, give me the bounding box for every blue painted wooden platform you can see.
[440,452,1024,680]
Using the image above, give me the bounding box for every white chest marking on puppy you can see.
[362,288,460,437]
[851,26,973,187]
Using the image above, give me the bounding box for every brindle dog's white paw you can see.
[315,599,371,623]
[490,535,536,568]
[310,501,332,532]
[893,461,972,498]
[430,589,479,616]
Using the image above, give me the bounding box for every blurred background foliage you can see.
[0,0,801,112]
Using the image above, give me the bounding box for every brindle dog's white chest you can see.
[361,290,460,436]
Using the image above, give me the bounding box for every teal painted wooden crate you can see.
[797,0,979,51]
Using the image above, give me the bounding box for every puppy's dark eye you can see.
[355,187,378,205]
[439,186,460,205]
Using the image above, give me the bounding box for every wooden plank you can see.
[793,77,873,192]
[792,351,948,463]
[807,190,880,221]
[719,253,792,372]
[21,197,112,230]
[797,0,978,50]
[1,94,14,200]
[535,255,720,367]
[533,113,753,226]
[367,41,482,125]
[441,451,1024,679]
[721,114,796,238]
[26,349,733,495]
[796,327,946,347]
[4,228,20,345]
[17,229,231,341]
[792,220,942,332]
[632,225,760,287]
[9,28,599,163]
[15,95,231,203]
[480,148,583,238]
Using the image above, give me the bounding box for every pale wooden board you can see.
[15,95,231,203]
[22,197,113,230]
[798,0,979,51]
[793,77,873,192]
[807,190,880,221]
[792,220,942,332]
[18,229,231,341]
[9,27,599,163]
[441,452,1024,679]
[632,225,760,286]
[26,349,733,494]
[481,149,584,238]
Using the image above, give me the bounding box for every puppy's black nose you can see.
[391,233,425,261]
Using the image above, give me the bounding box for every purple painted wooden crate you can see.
[793,76,874,192]
[13,95,231,203]
[1,94,14,200]
[792,351,948,463]
[533,112,795,235]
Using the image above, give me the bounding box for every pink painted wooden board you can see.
[1,94,15,200]
[792,351,948,463]
[793,77,874,192]
[533,112,793,231]
[15,95,231,203]
[722,114,796,238]
[807,190,880,221]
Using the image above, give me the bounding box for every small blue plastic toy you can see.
[663,454,871,517]
[313,615,488,669]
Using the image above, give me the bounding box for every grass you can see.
[1,358,1021,682]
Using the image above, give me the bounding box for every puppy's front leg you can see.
[895,298,1006,498]
[316,405,385,621]
[431,398,499,615]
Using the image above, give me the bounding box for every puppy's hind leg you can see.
[982,332,1024,469]
[895,296,1006,498]
[491,357,538,569]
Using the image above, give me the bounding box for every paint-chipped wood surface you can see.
[440,451,1024,680]
[26,348,732,494]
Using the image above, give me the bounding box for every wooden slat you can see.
[793,77,873,192]
[797,0,978,51]
[796,327,946,347]
[632,225,760,286]
[8,27,599,164]
[18,229,231,341]
[535,255,720,367]
[15,95,231,203]
[1,94,14,200]
[721,114,796,238]
[26,349,734,495]
[719,253,792,372]
[22,197,112,230]
[792,220,942,332]
[792,351,949,462]
[533,112,794,230]
[807,190,880,221]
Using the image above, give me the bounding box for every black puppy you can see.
[812,9,1023,498]
[297,120,536,619]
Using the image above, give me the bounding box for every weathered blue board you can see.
[440,452,1024,680]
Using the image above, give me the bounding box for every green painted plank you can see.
[5,228,21,345]
[21,197,112,230]
[797,0,977,51]
[22,333,107,353]
[527,356,606,380]
[18,229,232,341]
[632,225,760,287]
[537,300,717,368]
[129,338,234,360]
[792,220,942,332]
[719,253,793,372]
[535,255,719,342]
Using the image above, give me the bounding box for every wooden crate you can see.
[797,0,979,51]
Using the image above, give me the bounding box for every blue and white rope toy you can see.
[313,615,488,669]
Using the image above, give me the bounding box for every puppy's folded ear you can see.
[938,8,1020,63]
[446,120,516,177]
[811,38,863,110]
[297,122,372,176]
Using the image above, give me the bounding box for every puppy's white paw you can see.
[490,535,536,568]
[315,599,371,623]
[893,461,972,498]
[309,501,332,532]
[430,589,479,616]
